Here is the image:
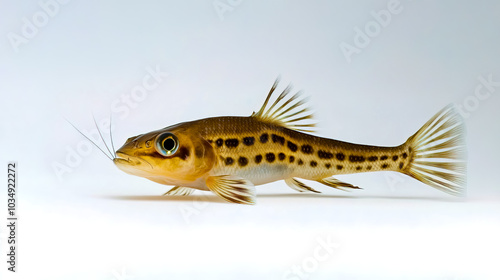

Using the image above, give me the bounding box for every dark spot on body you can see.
[225,157,234,165]
[349,155,365,163]
[243,137,255,146]
[310,161,318,167]
[289,156,295,163]
[225,139,239,148]
[392,155,399,161]
[368,156,378,162]
[318,150,334,159]
[336,153,345,161]
[402,152,408,159]
[177,147,190,160]
[215,139,223,147]
[278,153,286,161]
[337,165,343,170]
[195,146,204,158]
[399,162,404,169]
[266,153,275,163]
[298,159,304,165]
[238,157,248,167]
[301,145,313,154]
[287,141,298,152]
[382,164,389,169]
[381,156,388,161]
[271,134,285,145]
[325,163,332,169]
[260,133,269,143]
[367,166,372,170]
[255,155,263,164]
[356,166,362,171]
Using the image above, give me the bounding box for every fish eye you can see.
[155,132,179,156]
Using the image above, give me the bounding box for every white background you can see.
[1,0,500,279]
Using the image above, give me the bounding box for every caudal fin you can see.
[404,105,467,196]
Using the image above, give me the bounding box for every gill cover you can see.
[150,128,216,182]
[114,125,216,184]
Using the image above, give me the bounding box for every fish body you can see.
[114,79,466,204]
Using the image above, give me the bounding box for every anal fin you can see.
[163,186,195,196]
[318,177,362,191]
[285,178,321,193]
[206,175,256,205]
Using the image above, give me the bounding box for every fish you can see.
[110,78,466,205]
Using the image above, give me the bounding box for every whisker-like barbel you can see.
[93,115,115,160]
[109,114,117,158]
[66,119,114,161]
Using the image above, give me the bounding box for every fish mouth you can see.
[114,152,134,164]
[114,152,153,170]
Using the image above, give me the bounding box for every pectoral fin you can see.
[318,177,362,191]
[285,178,321,193]
[206,175,256,205]
[163,186,195,196]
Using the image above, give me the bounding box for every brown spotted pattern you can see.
[278,153,286,161]
[207,133,411,176]
[266,153,276,163]
[238,157,249,167]
[301,145,314,154]
[243,137,255,146]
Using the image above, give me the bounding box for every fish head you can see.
[113,125,215,184]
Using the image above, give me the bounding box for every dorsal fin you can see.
[251,78,316,133]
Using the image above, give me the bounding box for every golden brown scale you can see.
[189,116,412,181]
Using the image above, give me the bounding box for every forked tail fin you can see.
[403,105,467,196]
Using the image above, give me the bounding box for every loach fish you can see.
[110,79,466,205]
